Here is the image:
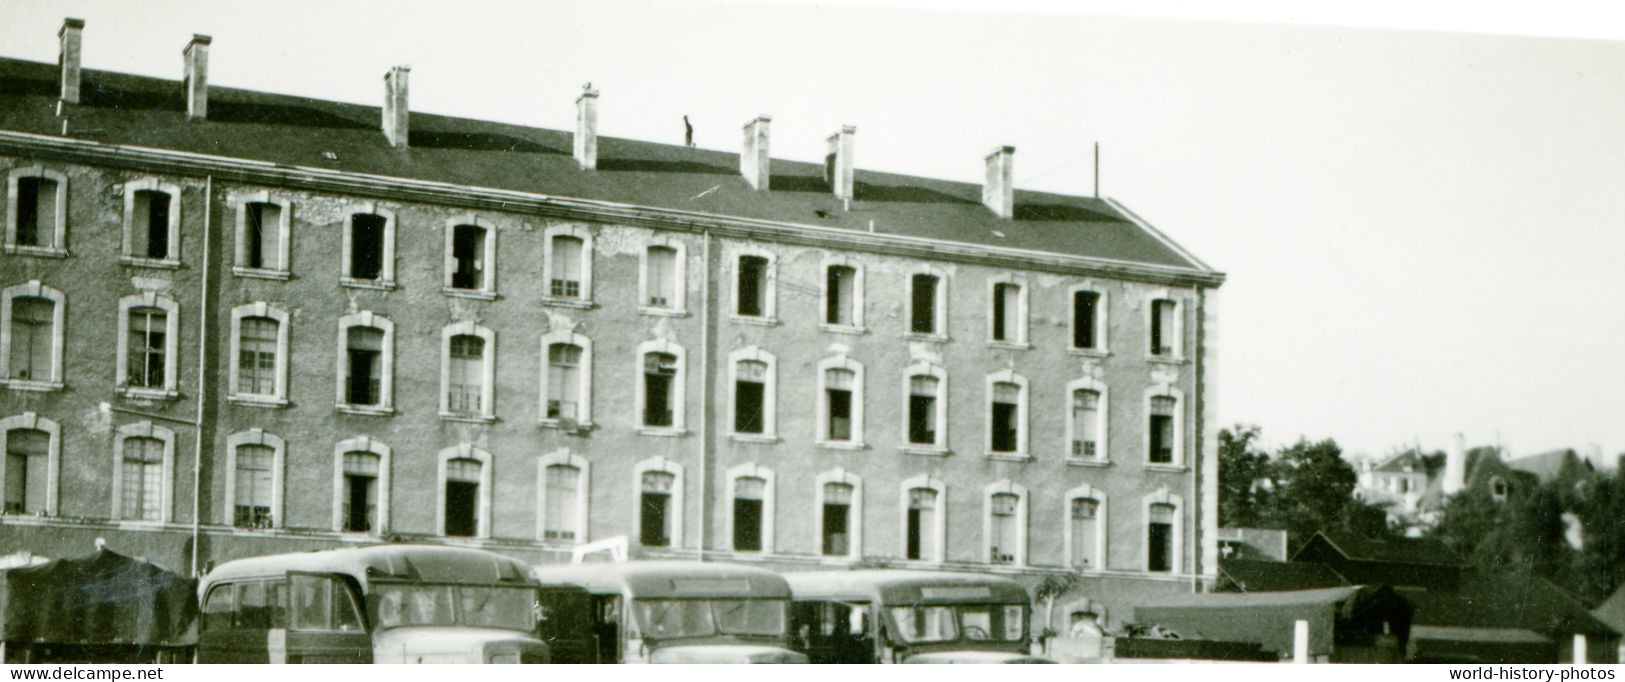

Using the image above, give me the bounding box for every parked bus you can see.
[784,570,1052,663]
[198,545,550,663]
[531,561,808,663]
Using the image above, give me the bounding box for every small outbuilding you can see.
[1132,585,1412,663]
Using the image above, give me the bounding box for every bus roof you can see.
[201,545,536,592]
[783,570,1031,605]
[532,561,791,600]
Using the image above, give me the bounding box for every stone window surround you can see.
[814,468,863,560]
[538,330,593,428]
[897,473,947,564]
[983,369,1030,460]
[111,421,175,523]
[227,302,290,407]
[4,166,69,256]
[1068,282,1111,355]
[637,236,688,316]
[982,479,1028,567]
[230,190,293,279]
[120,178,182,267]
[1144,288,1185,361]
[115,292,180,399]
[727,345,777,441]
[436,443,494,539]
[818,254,866,333]
[1143,384,1187,469]
[1142,487,1184,575]
[0,412,61,515]
[339,203,397,290]
[903,265,949,341]
[1064,376,1111,465]
[632,456,685,548]
[0,280,67,391]
[899,361,949,454]
[439,321,497,422]
[222,428,285,528]
[725,462,776,554]
[728,245,778,324]
[541,223,593,305]
[635,339,687,434]
[330,436,392,534]
[335,312,395,415]
[442,214,499,298]
[814,354,865,449]
[536,449,590,544]
[1063,483,1109,571]
[984,273,1030,348]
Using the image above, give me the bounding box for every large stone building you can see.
[0,19,1223,623]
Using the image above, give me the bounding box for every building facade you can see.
[0,19,1224,624]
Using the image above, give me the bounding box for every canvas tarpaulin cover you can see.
[0,548,196,646]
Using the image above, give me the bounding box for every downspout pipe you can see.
[697,230,712,561]
[191,175,211,577]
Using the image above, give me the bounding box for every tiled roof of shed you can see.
[0,57,1215,273]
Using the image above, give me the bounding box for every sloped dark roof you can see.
[0,57,1214,273]
[1407,570,1617,638]
[1507,449,1594,485]
[1374,451,1428,474]
[1294,532,1463,566]
[1217,558,1350,593]
[1591,583,1625,634]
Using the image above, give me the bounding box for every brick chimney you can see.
[1443,432,1467,496]
[58,18,84,104]
[382,66,410,149]
[825,125,855,201]
[983,145,1015,219]
[183,34,211,120]
[741,115,771,190]
[574,85,599,170]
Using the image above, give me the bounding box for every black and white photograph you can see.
[0,0,1622,668]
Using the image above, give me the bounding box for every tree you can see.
[1217,425,1402,552]
[1218,424,1271,528]
[1032,570,1086,639]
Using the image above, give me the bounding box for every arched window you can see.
[732,249,777,321]
[2,282,66,389]
[634,458,684,548]
[437,445,493,538]
[902,363,948,453]
[441,323,495,421]
[1069,284,1108,352]
[337,312,393,413]
[987,275,1028,346]
[727,464,775,553]
[540,331,593,427]
[640,241,686,313]
[225,429,284,529]
[817,356,865,447]
[983,481,1027,566]
[900,475,946,563]
[1065,485,1108,570]
[332,436,391,534]
[5,167,68,255]
[117,293,180,397]
[122,179,180,264]
[636,340,685,432]
[985,370,1028,458]
[445,217,497,295]
[729,347,777,438]
[906,267,949,337]
[1,413,60,516]
[1143,489,1183,574]
[229,303,289,405]
[543,225,593,303]
[1145,387,1185,466]
[820,256,865,331]
[112,422,174,523]
[1065,377,1110,464]
[232,191,292,277]
[538,450,590,544]
[342,205,396,288]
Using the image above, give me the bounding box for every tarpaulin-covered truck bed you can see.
[0,548,197,663]
[1132,585,1412,663]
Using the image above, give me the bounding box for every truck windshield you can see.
[373,583,537,632]
[888,605,1025,644]
[633,599,786,640]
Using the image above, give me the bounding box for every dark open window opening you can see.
[133,190,170,259]
[991,383,1019,453]
[826,369,853,442]
[643,353,677,427]
[443,459,481,537]
[245,202,278,269]
[345,327,383,406]
[1073,291,1099,349]
[1148,503,1175,572]
[826,265,855,325]
[349,213,385,280]
[16,177,54,247]
[733,477,765,552]
[734,361,766,434]
[910,274,938,334]
[822,483,852,556]
[737,255,768,316]
[640,471,674,547]
[1150,299,1175,355]
[342,452,379,533]
[451,225,486,290]
[908,376,937,445]
[906,488,935,561]
[4,428,47,514]
[992,282,1018,342]
[1149,396,1176,464]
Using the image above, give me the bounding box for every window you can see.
[732,476,766,552]
[1147,502,1176,573]
[1490,476,1509,502]
[539,451,589,543]
[336,313,393,413]
[333,436,391,534]
[1149,296,1180,357]
[825,369,854,442]
[123,180,180,263]
[2,283,64,388]
[1067,490,1105,570]
[233,193,291,276]
[904,364,948,450]
[989,493,1019,565]
[987,277,1027,345]
[113,422,173,522]
[1148,392,1181,465]
[289,574,364,632]
[737,255,769,317]
[1071,287,1106,351]
[541,331,593,426]
[1066,378,1109,463]
[0,414,59,516]
[640,241,686,313]
[821,258,864,330]
[6,167,67,254]
[635,458,686,548]
[225,430,283,529]
[438,445,492,538]
[900,475,945,562]
[229,303,289,404]
[342,206,395,288]
[449,224,489,291]
[989,382,1020,455]
[728,347,776,438]
[907,271,947,336]
[117,294,179,396]
[441,323,495,421]
[817,469,863,559]
[817,355,865,447]
[642,352,678,428]
[542,225,593,303]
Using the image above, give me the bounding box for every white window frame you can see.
[898,474,946,564]
[1142,488,1184,575]
[111,421,175,523]
[637,237,687,316]
[632,456,685,549]
[815,355,865,449]
[814,468,863,560]
[339,203,397,290]
[1064,484,1108,571]
[818,255,866,333]
[537,449,590,544]
[436,444,494,539]
[227,302,290,407]
[1064,376,1110,465]
[439,321,496,422]
[729,246,778,324]
[335,312,394,415]
[120,178,182,267]
[116,292,180,399]
[982,480,1028,566]
[331,436,392,534]
[223,429,285,529]
[1143,385,1186,468]
[635,339,687,434]
[4,166,69,256]
[1144,289,1184,361]
[726,462,776,554]
[984,369,1029,459]
[727,346,777,441]
[904,265,949,340]
[0,412,61,515]
[541,224,594,305]
[1068,283,1110,355]
[1,281,67,391]
[231,191,292,279]
[900,361,949,455]
[539,330,593,428]
[985,274,1030,348]
[442,215,499,298]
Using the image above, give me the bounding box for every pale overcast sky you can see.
[3,0,1622,462]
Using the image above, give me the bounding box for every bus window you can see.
[291,575,364,631]
[202,585,234,631]
[236,580,287,630]
[1002,606,1025,641]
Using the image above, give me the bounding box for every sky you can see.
[2,0,1623,462]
